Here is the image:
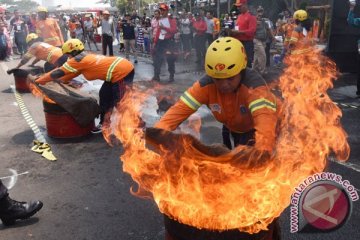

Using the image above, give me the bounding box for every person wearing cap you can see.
[230,0,257,68]
[152,3,178,82]
[32,38,135,133]
[35,6,64,48]
[100,10,115,56]
[253,6,273,75]
[7,33,67,73]
[347,1,360,96]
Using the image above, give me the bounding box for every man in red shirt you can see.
[192,12,207,66]
[230,0,257,68]
[152,3,177,82]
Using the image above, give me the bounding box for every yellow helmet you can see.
[26,33,39,43]
[62,39,85,54]
[205,37,247,79]
[293,9,308,21]
[37,6,48,13]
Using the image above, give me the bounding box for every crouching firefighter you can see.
[7,33,68,73]
[32,38,135,134]
[154,36,280,239]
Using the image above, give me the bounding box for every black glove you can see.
[6,68,15,75]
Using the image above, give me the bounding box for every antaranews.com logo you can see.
[290,172,359,233]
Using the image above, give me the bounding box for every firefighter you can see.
[7,33,67,74]
[32,39,135,134]
[35,6,64,47]
[154,37,278,152]
[288,9,313,55]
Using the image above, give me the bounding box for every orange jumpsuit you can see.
[22,42,63,65]
[289,25,313,54]
[36,53,134,84]
[36,18,64,47]
[155,69,278,151]
[282,22,295,47]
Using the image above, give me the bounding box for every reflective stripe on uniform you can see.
[46,49,57,62]
[291,48,312,55]
[63,63,78,73]
[248,98,276,114]
[106,57,124,82]
[180,91,202,110]
[44,36,60,43]
[290,37,298,42]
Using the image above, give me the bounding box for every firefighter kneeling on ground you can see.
[30,38,135,134]
[7,33,68,74]
[154,36,280,239]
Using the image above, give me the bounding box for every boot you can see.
[152,75,160,82]
[0,194,43,226]
[169,74,174,82]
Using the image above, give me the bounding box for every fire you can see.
[103,47,349,233]
[29,82,56,104]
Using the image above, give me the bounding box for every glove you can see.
[6,68,15,75]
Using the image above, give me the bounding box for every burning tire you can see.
[12,67,44,93]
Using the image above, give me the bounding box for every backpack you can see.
[255,19,268,41]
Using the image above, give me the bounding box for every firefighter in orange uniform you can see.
[288,9,314,55]
[155,37,278,151]
[7,33,67,73]
[35,6,64,47]
[33,39,135,133]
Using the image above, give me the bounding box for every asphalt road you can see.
[0,51,359,240]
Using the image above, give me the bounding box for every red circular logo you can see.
[215,63,225,71]
[301,182,350,231]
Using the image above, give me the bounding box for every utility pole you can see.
[217,0,220,18]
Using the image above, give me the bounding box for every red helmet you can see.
[159,3,169,11]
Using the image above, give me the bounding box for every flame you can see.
[29,82,56,104]
[103,48,349,233]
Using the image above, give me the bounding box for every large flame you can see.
[104,48,349,233]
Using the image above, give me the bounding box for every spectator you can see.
[0,23,9,61]
[122,13,137,63]
[192,12,207,65]
[253,6,272,75]
[230,0,257,68]
[58,14,68,42]
[29,12,37,33]
[180,12,192,59]
[151,10,160,49]
[74,22,84,43]
[100,10,114,56]
[84,14,99,51]
[135,18,144,53]
[152,3,177,82]
[205,11,215,46]
[143,18,152,54]
[10,9,28,56]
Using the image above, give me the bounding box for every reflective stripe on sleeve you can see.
[106,57,124,82]
[46,49,57,62]
[248,98,276,114]
[180,91,202,110]
[62,63,78,73]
